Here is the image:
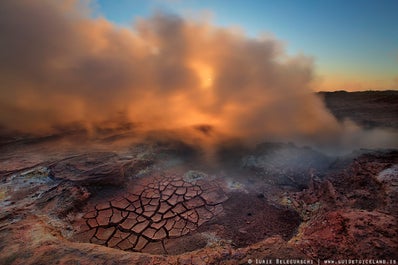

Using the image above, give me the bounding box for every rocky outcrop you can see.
[293,209,397,259]
[287,150,398,259]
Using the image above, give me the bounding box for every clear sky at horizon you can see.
[95,0,398,91]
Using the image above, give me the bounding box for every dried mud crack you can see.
[75,174,228,253]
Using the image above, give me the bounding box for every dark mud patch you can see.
[200,192,301,248]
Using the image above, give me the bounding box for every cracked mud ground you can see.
[76,174,227,253]
[0,136,397,264]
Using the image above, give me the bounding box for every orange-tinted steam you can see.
[0,0,350,147]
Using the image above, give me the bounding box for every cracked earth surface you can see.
[76,174,227,253]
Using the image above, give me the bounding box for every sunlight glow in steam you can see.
[1,0,396,151]
[190,61,214,89]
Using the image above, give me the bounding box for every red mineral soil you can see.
[0,130,397,264]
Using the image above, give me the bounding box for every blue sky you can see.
[94,0,398,90]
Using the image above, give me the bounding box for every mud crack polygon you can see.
[79,174,227,252]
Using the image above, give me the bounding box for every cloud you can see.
[2,0,390,151]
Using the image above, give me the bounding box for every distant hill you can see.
[318,90,398,129]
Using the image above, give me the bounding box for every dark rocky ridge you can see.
[319,90,398,129]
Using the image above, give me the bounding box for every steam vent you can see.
[77,174,227,253]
